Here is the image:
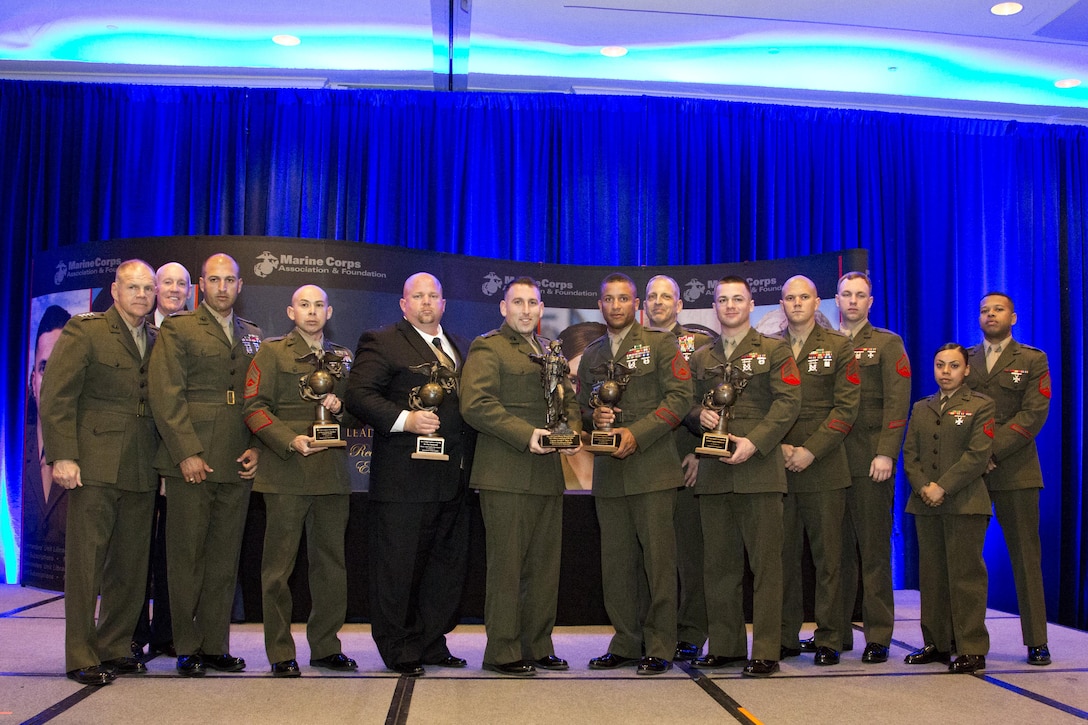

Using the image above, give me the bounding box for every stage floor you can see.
[1,585,1085,724]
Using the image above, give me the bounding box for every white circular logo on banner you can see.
[253,251,280,278]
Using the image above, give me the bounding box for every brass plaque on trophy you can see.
[298,350,350,448]
[530,339,579,449]
[585,360,631,455]
[695,362,751,458]
[408,361,459,461]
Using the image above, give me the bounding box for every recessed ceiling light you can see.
[600,46,628,58]
[272,35,301,47]
[1055,78,1082,89]
[990,2,1023,16]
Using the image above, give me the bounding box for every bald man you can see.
[344,273,473,677]
[244,285,357,677]
[149,253,262,677]
[775,275,860,666]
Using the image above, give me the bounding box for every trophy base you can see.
[412,435,449,461]
[542,431,579,449]
[585,431,619,455]
[695,432,732,458]
[311,423,346,448]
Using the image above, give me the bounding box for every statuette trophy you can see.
[530,339,578,449]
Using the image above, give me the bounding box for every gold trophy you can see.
[298,350,350,448]
[695,362,751,458]
[585,360,631,454]
[408,361,458,460]
[530,339,579,449]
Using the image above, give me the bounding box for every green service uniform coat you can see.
[776,325,860,650]
[903,387,995,655]
[39,306,159,672]
[460,323,581,666]
[149,302,262,658]
[243,329,353,664]
[967,339,1051,647]
[840,322,911,648]
[576,321,692,660]
[669,323,713,650]
[687,329,801,661]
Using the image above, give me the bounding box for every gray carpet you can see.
[1,586,1085,724]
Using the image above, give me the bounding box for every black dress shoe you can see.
[130,641,145,657]
[203,654,246,672]
[798,637,817,652]
[861,643,889,664]
[779,645,802,659]
[636,656,672,675]
[814,647,840,666]
[904,644,951,665]
[690,654,747,669]
[674,641,701,661]
[271,659,301,678]
[102,656,147,674]
[1027,644,1051,666]
[534,655,569,670]
[948,654,986,674]
[176,654,206,677]
[483,661,536,677]
[310,653,358,671]
[391,661,425,676]
[67,666,114,686]
[429,655,467,668]
[588,653,638,669]
[742,659,779,678]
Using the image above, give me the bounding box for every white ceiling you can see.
[2,0,1087,123]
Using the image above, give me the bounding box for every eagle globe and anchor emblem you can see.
[253,251,280,279]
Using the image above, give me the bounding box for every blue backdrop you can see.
[1,81,1085,629]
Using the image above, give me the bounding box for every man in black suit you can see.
[344,272,472,677]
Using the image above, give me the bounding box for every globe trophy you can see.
[408,360,458,460]
[585,360,631,455]
[694,362,751,458]
[298,351,349,448]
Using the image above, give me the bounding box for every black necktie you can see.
[433,337,455,370]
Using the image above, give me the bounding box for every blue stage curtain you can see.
[1,80,1085,628]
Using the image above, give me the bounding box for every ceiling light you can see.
[1054,78,1082,89]
[272,35,301,47]
[990,3,1023,16]
[600,46,628,58]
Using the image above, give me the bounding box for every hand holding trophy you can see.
[585,360,631,454]
[530,339,579,449]
[408,360,458,460]
[298,349,350,448]
[695,362,751,458]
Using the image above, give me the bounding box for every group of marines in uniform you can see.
[36,254,1051,685]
